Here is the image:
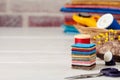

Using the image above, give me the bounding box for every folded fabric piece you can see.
[72,46,96,50]
[70,1,120,7]
[72,60,96,66]
[72,56,96,61]
[60,7,120,14]
[65,4,120,10]
[72,47,96,52]
[62,24,76,29]
[62,24,79,34]
[72,51,96,55]
[64,21,76,25]
[64,15,75,22]
[64,31,79,34]
[72,43,96,48]
[72,63,96,70]
[72,63,96,66]
[72,50,96,55]
[72,53,96,58]
[72,59,95,63]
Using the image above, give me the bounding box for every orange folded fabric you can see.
[70,1,120,7]
[64,21,77,25]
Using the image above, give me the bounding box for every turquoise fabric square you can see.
[72,43,96,48]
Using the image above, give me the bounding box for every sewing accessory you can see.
[97,13,120,29]
[93,29,117,45]
[74,34,90,44]
[104,50,116,66]
[65,68,120,79]
[72,13,98,27]
[93,34,103,45]
[78,13,91,18]
[118,35,120,41]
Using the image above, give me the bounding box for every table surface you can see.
[0,27,120,80]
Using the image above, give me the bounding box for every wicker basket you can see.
[74,24,120,38]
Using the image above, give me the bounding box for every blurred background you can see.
[0,0,66,27]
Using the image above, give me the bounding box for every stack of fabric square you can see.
[71,43,96,70]
[62,14,79,34]
[60,0,120,23]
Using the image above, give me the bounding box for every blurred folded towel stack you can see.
[61,13,79,34]
[60,0,120,33]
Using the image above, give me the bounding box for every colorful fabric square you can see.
[60,7,120,14]
[72,60,96,66]
[61,24,79,34]
[70,1,120,7]
[72,56,96,61]
[72,54,96,58]
[72,64,96,70]
[72,43,95,48]
[72,47,96,52]
[72,46,96,50]
[72,50,96,55]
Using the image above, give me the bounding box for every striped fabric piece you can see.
[72,47,96,52]
[71,1,120,7]
[72,43,96,48]
[72,54,96,58]
[72,50,96,55]
[72,60,96,66]
[60,7,120,14]
[72,56,96,61]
